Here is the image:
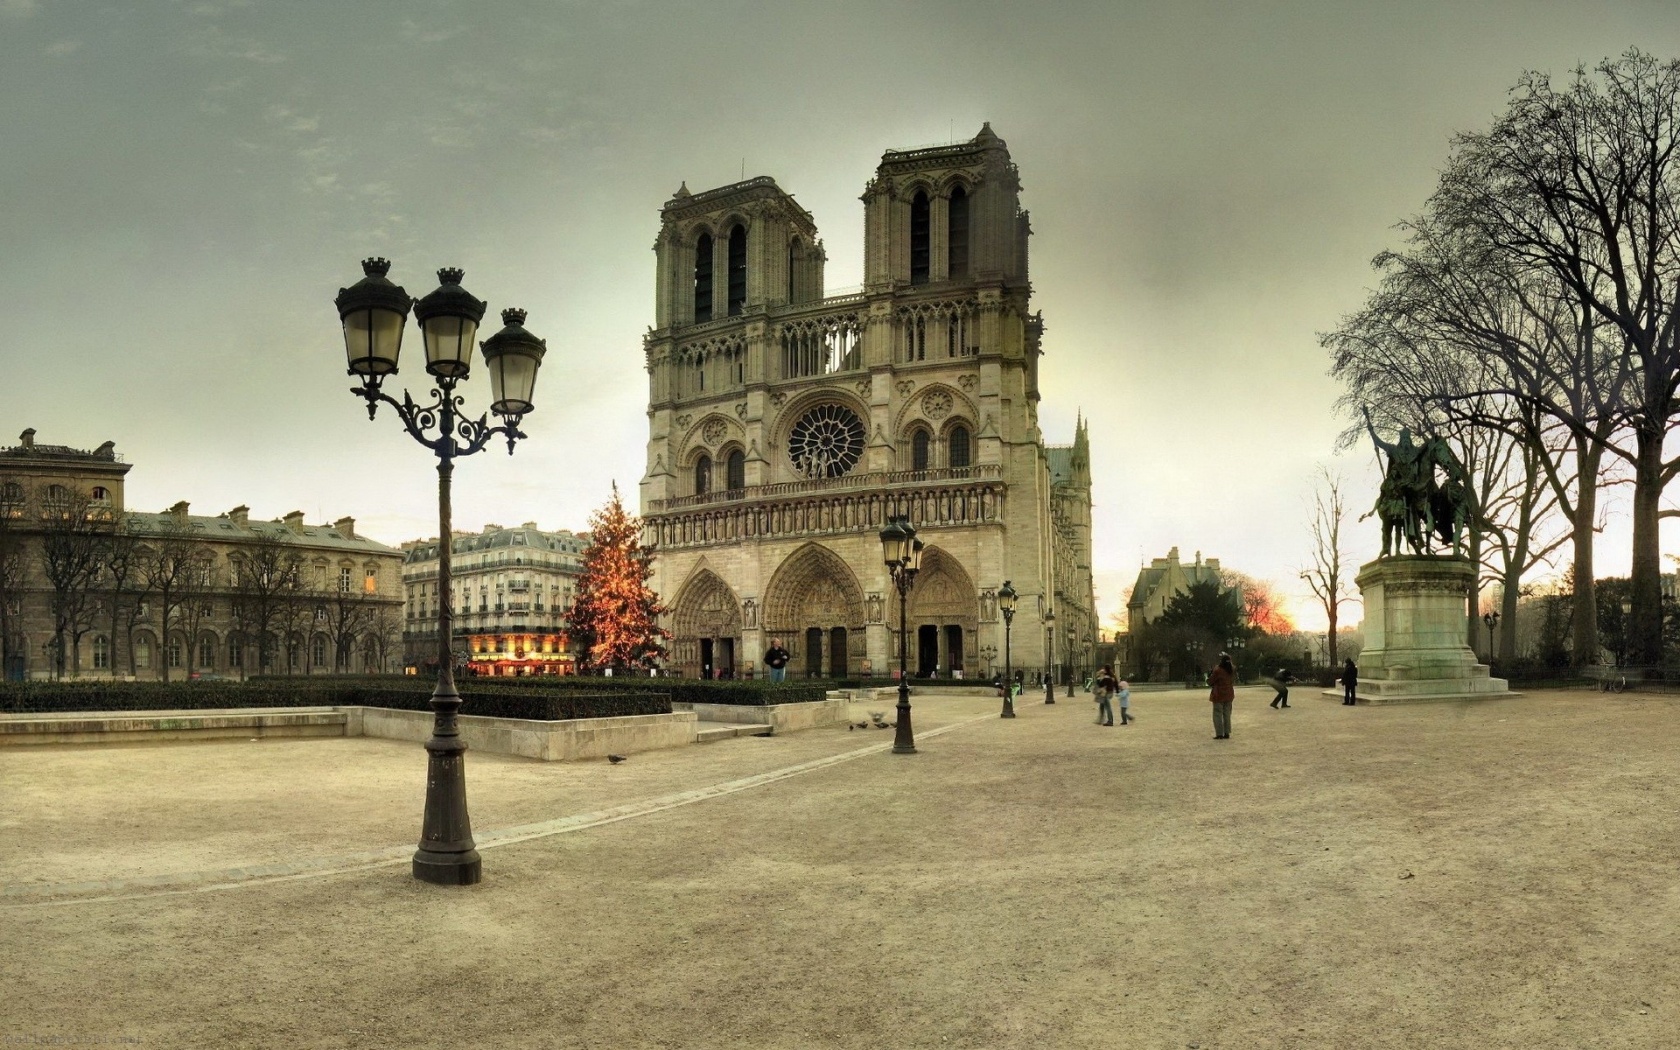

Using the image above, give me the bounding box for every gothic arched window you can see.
[949,425,971,469]
[726,449,745,491]
[695,455,712,496]
[912,429,931,471]
[727,224,747,316]
[910,192,930,285]
[787,237,800,302]
[948,186,969,278]
[693,232,714,323]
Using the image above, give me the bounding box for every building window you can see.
[167,638,183,669]
[135,639,151,670]
[91,486,110,502]
[693,232,714,323]
[364,568,377,594]
[1,481,21,502]
[947,186,969,278]
[694,455,712,496]
[229,639,243,668]
[905,315,926,362]
[199,637,215,668]
[727,224,747,316]
[339,567,352,593]
[947,310,972,357]
[949,425,972,469]
[912,429,931,471]
[726,449,746,491]
[312,636,327,667]
[92,635,110,670]
[910,191,930,285]
[787,237,800,302]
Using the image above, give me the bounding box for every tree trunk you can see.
[1569,442,1601,666]
[1465,526,1482,650]
[1630,427,1666,666]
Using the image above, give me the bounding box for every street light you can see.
[998,580,1018,718]
[1482,609,1501,666]
[1064,624,1074,698]
[335,259,546,886]
[880,515,923,754]
[1619,598,1632,667]
[1043,607,1057,704]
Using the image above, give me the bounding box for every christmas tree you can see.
[567,483,670,671]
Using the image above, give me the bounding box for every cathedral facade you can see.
[639,125,1096,681]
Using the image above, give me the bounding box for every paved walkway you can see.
[5,688,1679,1049]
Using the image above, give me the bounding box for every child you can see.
[1117,678,1132,725]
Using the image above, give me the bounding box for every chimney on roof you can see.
[282,510,305,533]
[169,500,189,522]
[20,429,35,449]
[334,516,355,539]
[227,505,249,527]
[1167,546,1180,562]
[93,441,115,460]
[522,521,538,530]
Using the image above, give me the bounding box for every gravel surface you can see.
[4,687,1677,1048]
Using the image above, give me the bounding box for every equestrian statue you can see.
[1362,405,1473,558]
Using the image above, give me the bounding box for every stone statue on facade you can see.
[1363,406,1473,557]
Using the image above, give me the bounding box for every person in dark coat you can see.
[1268,667,1299,709]
[1209,652,1236,739]
[1342,659,1359,705]
[764,639,791,683]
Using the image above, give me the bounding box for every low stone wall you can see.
[0,708,349,747]
[685,698,850,734]
[356,706,698,761]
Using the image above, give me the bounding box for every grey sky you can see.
[6,1,1680,630]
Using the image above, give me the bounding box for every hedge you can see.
[247,674,831,706]
[0,680,671,720]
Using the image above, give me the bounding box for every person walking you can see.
[1268,666,1299,709]
[764,639,790,683]
[1093,664,1117,726]
[1342,658,1359,705]
[1117,677,1132,725]
[1210,652,1236,739]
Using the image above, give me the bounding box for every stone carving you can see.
[735,402,748,418]
[896,379,915,396]
[702,418,728,445]
[867,593,885,623]
[855,379,871,396]
[922,389,953,420]
[787,404,866,480]
[675,414,692,428]
[741,598,759,629]
[769,391,787,407]
[958,374,978,390]
[979,588,997,622]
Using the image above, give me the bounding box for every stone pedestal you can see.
[1326,556,1513,704]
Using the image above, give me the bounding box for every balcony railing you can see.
[648,463,1002,513]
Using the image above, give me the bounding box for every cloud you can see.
[0,0,38,18]
[181,25,285,64]
[399,19,465,45]
[44,38,82,57]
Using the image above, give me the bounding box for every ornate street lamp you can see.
[1043,607,1056,704]
[879,515,923,754]
[998,580,1018,718]
[335,259,546,886]
[1482,610,1501,666]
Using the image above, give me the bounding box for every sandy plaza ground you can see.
[3,685,1678,1049]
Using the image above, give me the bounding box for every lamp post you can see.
[335,258,546,886]
[1482,610,1501,666]
[998,580,1018,718]
[880,515,923,754]
[1043,607,1056,704]
[1619,597,1632,667]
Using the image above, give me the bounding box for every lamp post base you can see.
[1001,695,1015,718]
[892,684,916,753]
[413,848,483,885]
[1045,680,1056,704]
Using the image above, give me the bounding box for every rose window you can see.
[787,404,865,479]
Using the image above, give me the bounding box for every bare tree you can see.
[1438,51,1680,664]
[37,485,109,677]
[138,513,208,683]
[0,477,29,679]
[228,531,304,676]
[100,517,146,678]
[1301,468,1353,667]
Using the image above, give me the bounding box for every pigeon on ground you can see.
[608,754,627,764]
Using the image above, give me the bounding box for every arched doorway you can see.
[670,569,742,679]
[764,543,865,677]
[897,546,978,678]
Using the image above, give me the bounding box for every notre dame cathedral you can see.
[639,124,1096,681]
